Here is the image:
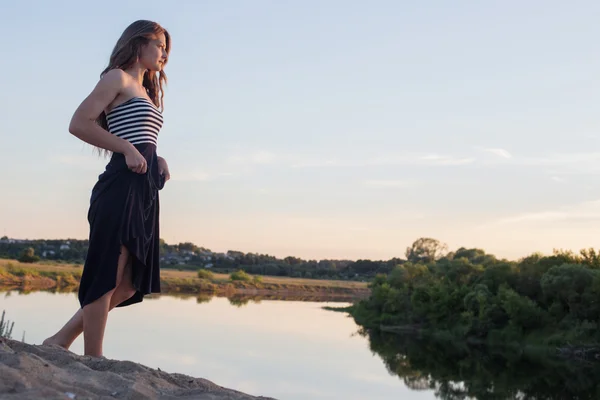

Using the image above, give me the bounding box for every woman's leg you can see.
[42,271,136,350]
[82,245,135,356]
[43,247,137,354]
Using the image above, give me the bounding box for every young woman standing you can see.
[44,20,171,357]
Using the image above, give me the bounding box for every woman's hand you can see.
[157,156,170,181]
[124,146,147,174]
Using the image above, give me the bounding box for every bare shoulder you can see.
[100,69,128,89]
[71,69,130,121]
[88,69,131,106]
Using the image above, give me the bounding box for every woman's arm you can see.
[69,69,147,173]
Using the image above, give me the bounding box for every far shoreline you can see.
[0,259,370,302]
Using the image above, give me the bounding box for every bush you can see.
[18,248,40,263]
[230,270,252,282]
[197,269,214,280]
[252,275,263,284]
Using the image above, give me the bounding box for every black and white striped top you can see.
[106,97,163,146]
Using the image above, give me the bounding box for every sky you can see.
[2,1,600,261]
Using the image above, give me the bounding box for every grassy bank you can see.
[0,259,369,300]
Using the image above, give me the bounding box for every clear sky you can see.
[2,0,600,261]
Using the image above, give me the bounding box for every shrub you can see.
[197,269,214,280]
[230,270,251,282]
[18,248,40,264]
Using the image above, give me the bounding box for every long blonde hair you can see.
[97,20,171,139]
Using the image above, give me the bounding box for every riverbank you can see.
[0,259,370,301]
[0,337,276,399]
[348,246,600,356]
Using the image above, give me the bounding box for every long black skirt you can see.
[78,143,165,308]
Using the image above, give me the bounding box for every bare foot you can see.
[42,336,69,350]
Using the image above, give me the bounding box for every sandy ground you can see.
[0,338,277,400]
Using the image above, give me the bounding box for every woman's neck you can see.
[125,64,147,86]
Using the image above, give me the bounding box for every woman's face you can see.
[140,33,168,72]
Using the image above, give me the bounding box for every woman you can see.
[43,20,171,357]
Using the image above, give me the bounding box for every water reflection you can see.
[1,284,78,296]
[5,287,597,399]
[0,285,353,305]
[362,329,600,399]
[1,290,413,400]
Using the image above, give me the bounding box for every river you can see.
[1,290,598,399]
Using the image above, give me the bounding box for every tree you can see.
[284,256,303,265]
[451,247,498,266]
[18,247,39,263]
[159,238,168,256]
[405,238,448,263]
[227,250,245,260]
[178,242,199,253]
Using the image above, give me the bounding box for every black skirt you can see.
[78,144,165,308]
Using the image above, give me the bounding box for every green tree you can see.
[178,242,199,253]
[18,247,39,263]
[497,286,547,331]
[284,256,303,265]
[405,237,448,263]
[540,264,599,320]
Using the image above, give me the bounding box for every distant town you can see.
[0,236,409,281]
[0,236,254,269]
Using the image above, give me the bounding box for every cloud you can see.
[473,149,600,174]
[222,148,478,173]
[363,180,413,188]
[518,152,600,170]
[169,171,211,182]
[226,150,279,165]
[551,176,565,183]
[170,170,236,182]
[52,155,91,166]
[481,147,512,159]
[210,148,600,177]
[291,158,341,168]
[49,154,106,171]
[495,211,571,225]
[418,154,475,165]
[291,153,475,168]
[485,199,600,226]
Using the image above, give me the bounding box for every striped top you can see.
[106,97,163,146]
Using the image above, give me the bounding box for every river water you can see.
[1,290,598,399]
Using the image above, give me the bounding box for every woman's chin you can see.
[146,64,163,72]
